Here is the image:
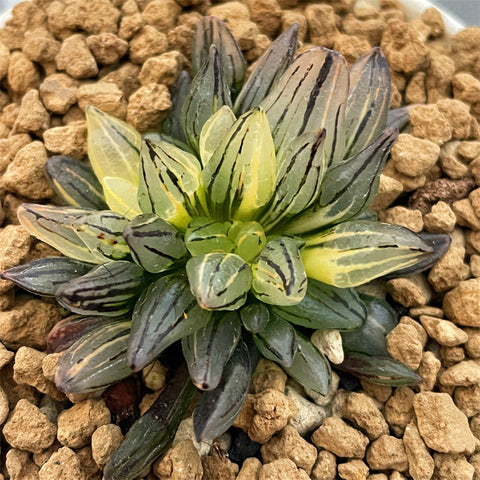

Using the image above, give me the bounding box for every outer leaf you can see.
[1,257,91,297]
[46,156,108,210]
[234,23,298,115]
[104,363,196,480]
[128,274,211,371]
[182,311,241,390]
[283,333,331,395]
[301,220,434,288]
[123,213,186,273]
[55,319,133,393]
[337,352,423,386]
[17,204,108,264]
[193,340,251,441]
[138,139,202,230]
[251,237,307,306]
[387,105,416,131]
[283,128,398,234]
[182,45,232,152]
[186,253,252,311]
[345,48,391,157]
[201,108,276,221]
[252,312,297,368]
[261,47,349,165]
[72,211,130,260]
[184,217,234,257]
[240,302,270,333]
[56,261,146,316]
[102,177,142,219]
[228,221,266,262]
[272,278,366,330]
[162,70,191,143]
[192,16,246,93]
[86,105,142,185]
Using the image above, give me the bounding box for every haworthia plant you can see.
[1,16,449,480]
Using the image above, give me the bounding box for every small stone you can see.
[0,41,9,81]
[251,359,287,393]
[39,73,78,115]
[202,448,238,480]
[7,51,40,95]
[409,104,453,146]
[333,34,372,64]
[440,345,466,367]
[142,0,182,34]
[383,387,415,437]
[366,435,408,472]
[77,82,127,119]
[360,380,392,403]
[138,51,184,87]
[237,457,261,480]
[433,453,475,480]
[452,198,480,231]
[311,329,344,364]
[405,71,426,104]
[0,342,14,368]
[423,201,456,233]
[258,458,310,480]
[2,399,57,453]
[386,275,431,308]
[454,384,480,417]
[403,421,434,480]
[386,323,423,370]
[101,62,141,99]
[418,351,441,392]
[118,13,145,41]
[419,315,468,346]
[437,99,473,140]
[167,12,202,60]
[129,26,168,64]
[142,360,167,391]
[91,424,123,467]
[6,448,40,480]
[12,89,50,136]
[453,73,480,105]
[464,328,480,358]
[440,360,480,387]
[337,459,369,480]
[443,279,480,326]
[342,14,386,45]
[311,450,337,480]
[0,133,32,174]
[305,4,339,48]
[86,33,128,65]
[154,439,203,479]
[39,447,85,480]
[413,392,476,454]
[312,416,369,458]
[55,34,99,79]
[43,121,88,159]
[0,384,8,426]
[285,385,325,436]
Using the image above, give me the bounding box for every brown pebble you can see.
[39,447,85,480]
[86,33,128,65]
[454,384,480,417]
[403,421,434,480]
[7,51,40,95]
[409,104,452,146]
[443,278,480,327]
[55,34,99,79]
[129,25,169,65]
[337,459,369,480]
[23,28,61,64]
[433,452,475,480]
[383,386,415,437]
[258,458,310,480]
[138,51,184,87]
[440,360,480,387]
[12,89,50,136]
[251,359,287,393]
[417,351,441,392]
[202,447,238,480]
[77,82,127,119]
[419,315,468,347]
[91,424,123,467]
[311,450,337,480]
[43,121,88,159]
[39,73,78,115]
[154,439,203,480]
[386,322,423,370]
[6,448,41,480]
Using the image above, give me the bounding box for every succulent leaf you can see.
[193,340,251,442]
[228,221,266,262]
[186,253,252,311]
[201,108,276,221]
[301,220,434,287]
[387,105,416,131]
[192,16,246,93]
[56,261,146,315]
[240,302,270,333]
[234,23,298,115]
[46,155,108,210]
[102,177,142,219]
[55,319,133,393]
[184,217,234,257]
[272,278,366,330]
[182,311,241,390]
[138,139,203,230]
[182,44,232,152]
[0,257,92,297]
[283,333,331,395]
[251,236,307,306]
[128,273,211,371]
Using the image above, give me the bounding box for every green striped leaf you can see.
[193,16,246,93]
[1,257,91,297]
[186,253,252,311]
[55,319,133,393]
[259,129,327,232]
[182,311,241,390]
[240,302,270,333]
[128,274,211,371]
[261,47,349,165]
[138,139,203,231]
[251,237,307,306]
[272,278,366,331]
[234,23,298,115]
[228,221,266,262]
[123,213,186,273]
[283,128,398,234]
[301,220,434,288]
[56,261,146,316]
[46,156,108,210]
[283,333,331,395]
[102,177,142,220]
[345,48,391,157]
[201,108,276,221]
[184,217,234,257]
[72,211,130,260]
[17,204,108,264]
[182,44,232,152]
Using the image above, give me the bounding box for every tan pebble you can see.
[1,363,40,409]
[312,416,369,458]
[129,26,169,65]
[367,475,388,480]
[451,27,480,74]
[142,0,182,34]
[261,425,317,474]
[76,446,101,480]
[281,11,308,43]
[23,28,60,64]
[154,439,203,479]
[443,278,480,326]
[43,121,87,159]
[399,316,428,347]
[0,384,8,426]
[382,160,427,192]
[86,33,128,65]
[360,380,392,403]
[63,105,85,124]
[311,329,344,364]
[467,230,480,254]
[417,351,441,392]
[470,414,480,439]
[39,447,85,480]
[338,459,369,480]
[202,449,238,480]
[139,390,161,415]
[208,2,251,21]
[173,416,213,458]
[440,360,480,387]
[470,189,480,219]
[55,34,98,79]
[419,315,468,346]
[311,450,337,480]
[428,244,470,292]
[3,399,57,453]
[403,421,434,480]
[379,206,424,232]
[366,435,408,471]
[237,457,261,480]
[305,4,339,48]
[437,99,473,140]
[57,398,111,448]
[121,0,140,16]
[420,7,444,37]
[454,384,480,417]
[101,62,141,99]
[7,51,40,95]
[370,174,404,211]
[440,345,466,367]
[386,275,431,308]
[77,82,127,119]
[405,71,426,104]
[386,323,424,370]
[138,51,184,87]
[409,104,452,145]
[342,14,386,45]
[142,360,167,391]
[91,424,123,467]
[33,441,62,468]
[413,392,476,454]
[409,305,444,319]
[471,255,480,277]
[245,0,282,37]
[0,41,9,80]
[453,73,480,105]
[458,141,480,163]
[433,452,475,480]
[258,458,310,480]
[0,342,14,368]
[167,13,202,60]
[440,141,470,179]
[383,386,415,436]
[39,73,78,115]
[426,52,456,103]
[12,89,50,135]
[6,448,40,480]
[119,13,145,41]
[464,328,480,358]
[1,104,19,129]
[251,359,287,393]
[452,198,480,230]
[423,201,456,233]
[333,34,371,65]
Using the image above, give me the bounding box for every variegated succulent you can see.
[2,17,449,480]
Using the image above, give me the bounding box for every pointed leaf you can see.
[184,217,234,257]
[234,23,298,115]
[182,44,232,152]
[193,16,246,93]
[261,47,349,165]
[387,105,415,131]
[252,237,307,306]
[228,221,266,262]
[162,70,191,143]
[193,340,251,441]
[186,253,252,311]
[55,319,133,393]
[102,177,142,219]
[182,311,241,390]
[301,220,434,288]
[138,139,202,230]
[128,274,211,371]
[17,203,107,264]
[46,156,108,210]
[272,278,366,330]
[56,261,146,315]
[240,302,270,333]
[283,333,331,395]
[1,257,92,297]
[123,213,186,273]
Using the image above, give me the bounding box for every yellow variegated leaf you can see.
[103,177,142,219]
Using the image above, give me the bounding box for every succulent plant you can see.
[2,17,450,480]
